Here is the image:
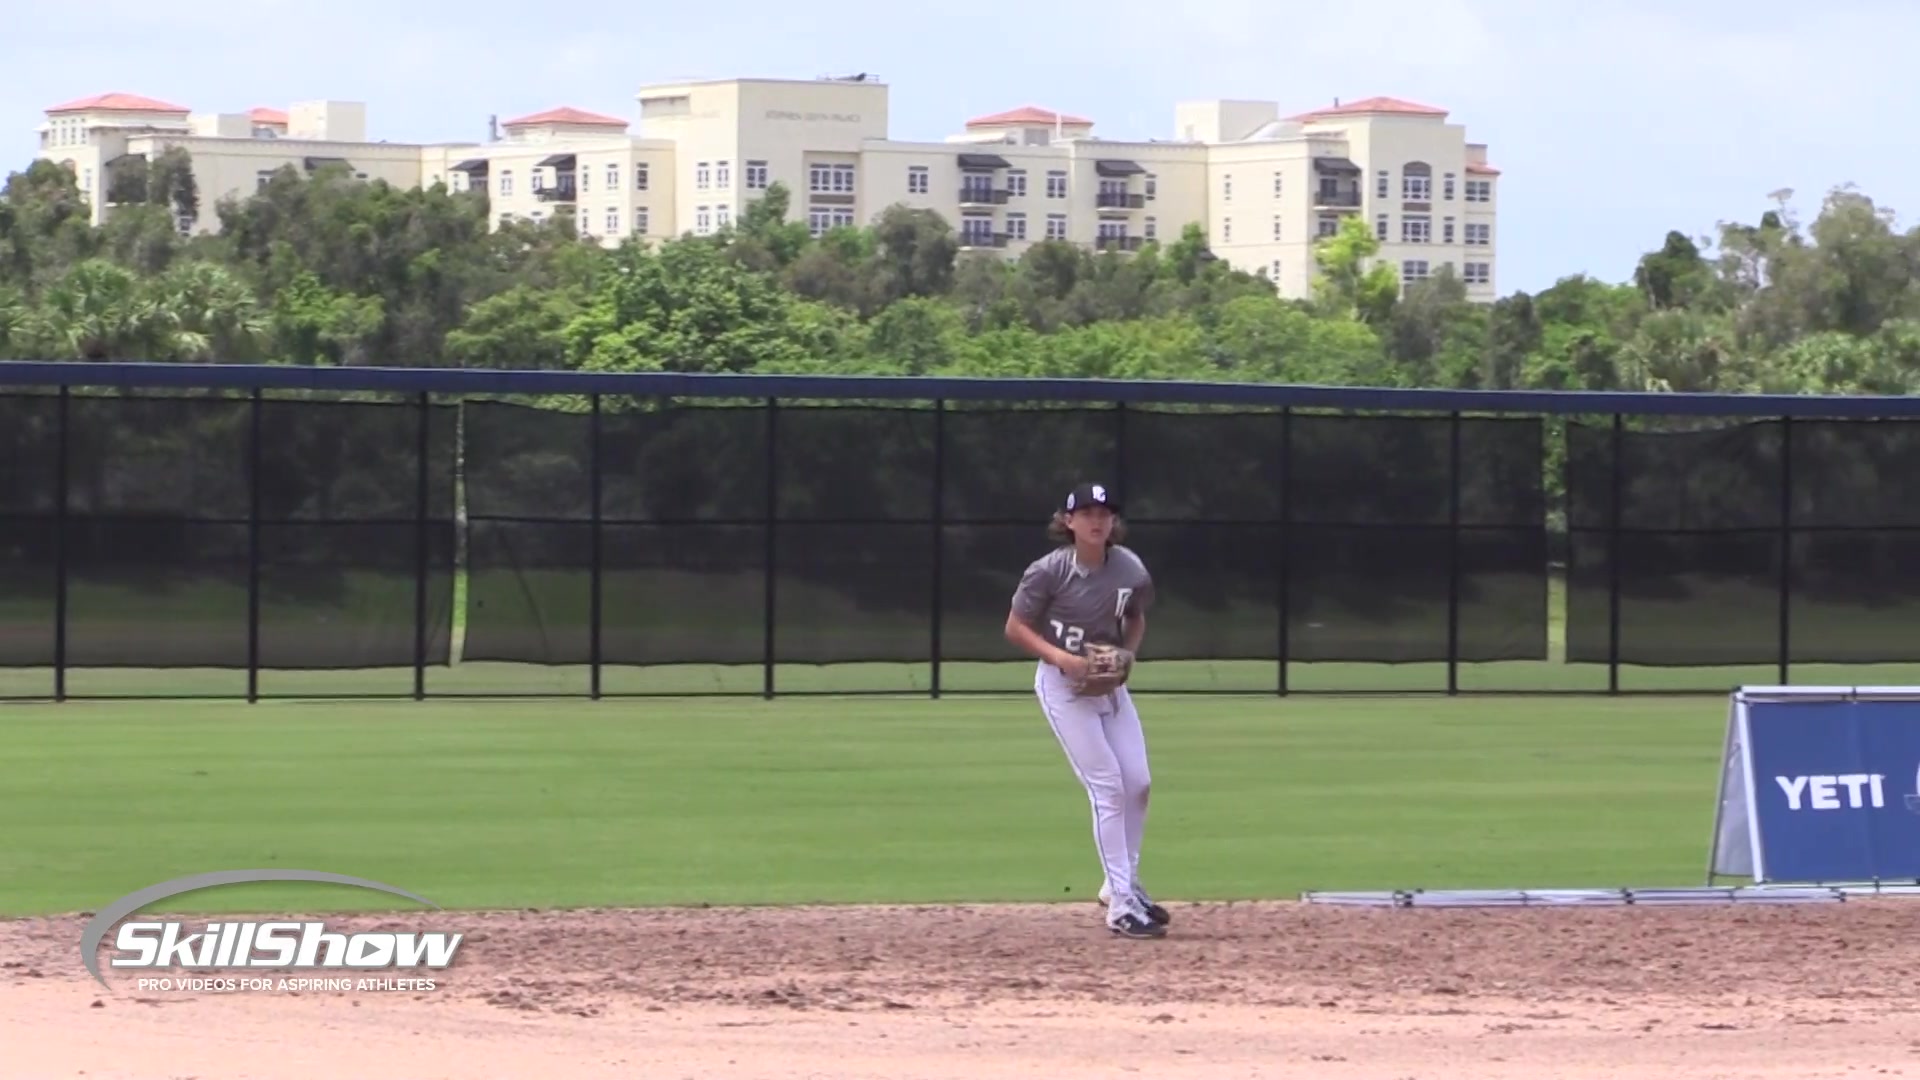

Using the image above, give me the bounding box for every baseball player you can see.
[1004,482,1170,939]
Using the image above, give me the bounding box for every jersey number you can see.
[1114,588,1134,621]
[1049,621,1085,651]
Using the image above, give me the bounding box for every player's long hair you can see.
[1046,509,1127,547]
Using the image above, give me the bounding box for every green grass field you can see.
[0,692,1736,919]
[4,569,1897,923]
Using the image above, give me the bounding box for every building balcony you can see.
[535,185,577,203]
[958,187,1009,205]
[959,232,1010,249]
[1096,192,1145,210]
[1314,189,1362,208]
[1094,235,1142,252]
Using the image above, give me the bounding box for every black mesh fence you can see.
[1565,417,1920,672]
[0,394,61,668]
[16,382,1920,698]
[0,390,457,691]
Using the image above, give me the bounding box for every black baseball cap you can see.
[1063,482,1119,513]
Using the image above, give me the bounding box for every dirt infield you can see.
[4,898,1919,1079]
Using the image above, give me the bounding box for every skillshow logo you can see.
[80,869,463,993]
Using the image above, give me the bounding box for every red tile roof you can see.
[46,92,190,115]
[1466,162,1500,176]
[249,107,289,125]
[501,106,628,128]
[965,105,1093,128]
[1287,96,1448,122]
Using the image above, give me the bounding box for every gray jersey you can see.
[1011,544,1155,655]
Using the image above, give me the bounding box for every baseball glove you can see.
[1073,643,1135,695]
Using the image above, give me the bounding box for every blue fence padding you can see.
[5,360,1920,418]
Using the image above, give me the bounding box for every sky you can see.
[3,0,1910,296]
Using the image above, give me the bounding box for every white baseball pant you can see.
[1033,660,1151,922]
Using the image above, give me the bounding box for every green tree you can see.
[1309,214,1398,324]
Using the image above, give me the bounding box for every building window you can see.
[1097,220,1126,239]
[1272,215,1282,241]
[1443,173,1456,200]
[1465,179,1492,202]
[500,170,512,196]
[1006,212,1027,241]
[1222,217,1231,242]
[1402,171,1431,201]
[745,161,768,189]
[1443,217,1456,244]
[634,207,648,234]
[606,164,619,189]
[1046,213,1067,240]
[1318,215,1339,238]
[1464,261,1490,285]
[1273,171,1283,197]
[1375,214,1388,241]
[1270,259,1281,280]
[1143,216,1156,240]
[1402,216,1430,244]
[695,206,711,234]
[961,215,995,245]
[716,205,731,229]
[1223,173,1232,200]
[809,163,855,193]
[696,162,710,189]
[1402,259,1430,283]
[907,165,928,194]
[605,207,619,234]
[716,161,731,188]
[1144,173,1156,200]
[636,164,649,191]
[580,168,590,193]
[1465,222,1491,245]
[806,207,855,236]
[1376,170,1389,198]
[1046,170,1067,198]
[1007,170,1027,197]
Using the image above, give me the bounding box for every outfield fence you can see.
[6,361,1920,701]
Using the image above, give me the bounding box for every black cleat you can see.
[1108,911,1167,939]
[1139,896,1171,927]
[1101,883,1172,927]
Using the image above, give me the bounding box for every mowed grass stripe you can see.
[0,696,1730,917]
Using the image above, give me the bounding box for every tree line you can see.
[3,151,1917,398]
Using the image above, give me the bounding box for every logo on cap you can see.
[1067,484,1108,510]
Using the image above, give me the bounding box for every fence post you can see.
[1777,415,1793,685]
[1277,406,1291,697]
[247,389,262,703]
[1607,412,1624,694]
[930,398,945,700]
[413,390,430,701]
[763,397,778,700]
[53,386,69,703]
[589,392,603,701]
[1446,410,1462,695]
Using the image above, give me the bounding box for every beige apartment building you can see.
[35,78,1499,298]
